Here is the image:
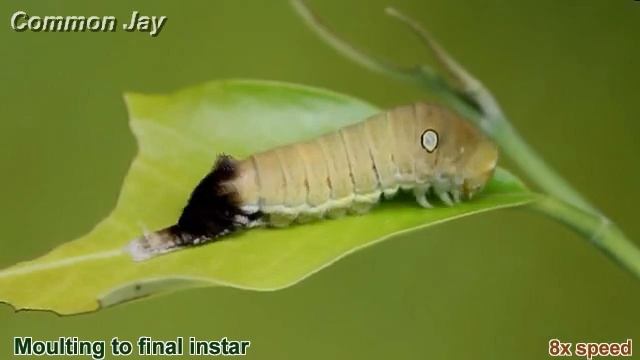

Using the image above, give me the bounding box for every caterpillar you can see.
[127,102,498,260]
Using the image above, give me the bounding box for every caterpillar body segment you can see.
[127,102,498,261]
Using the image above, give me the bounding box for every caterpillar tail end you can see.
[125,226,187,261]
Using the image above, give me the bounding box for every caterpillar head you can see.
[461,139,498,198]
[419,112,498,200]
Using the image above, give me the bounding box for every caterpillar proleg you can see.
[127,102,498,260]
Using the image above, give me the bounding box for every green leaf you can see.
[0,80,535,315]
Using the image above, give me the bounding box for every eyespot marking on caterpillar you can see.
[421,129,439,153]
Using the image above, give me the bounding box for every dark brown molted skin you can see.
[129,155,258,259]
[175,155,249,242]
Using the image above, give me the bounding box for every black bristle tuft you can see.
[171,154,253,245]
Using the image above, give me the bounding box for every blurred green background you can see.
[1,0,639,358]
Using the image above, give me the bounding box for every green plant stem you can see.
[290,0,425,85]
[442,95,640,279]
[291,0,640,279]
[494,123,597,214]
[533,197,640,278]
